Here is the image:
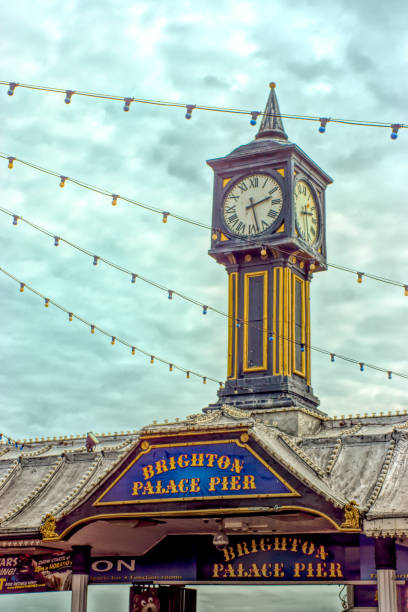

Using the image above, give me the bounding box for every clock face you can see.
[223,173,283,237]
[294,180,320,245]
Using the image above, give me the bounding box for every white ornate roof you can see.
[1,405,408,541]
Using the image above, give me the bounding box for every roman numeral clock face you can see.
[294,180,320,245]
[223,173,283,237]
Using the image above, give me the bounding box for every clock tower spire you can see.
[255,82,288,141]
[207,83,332,413]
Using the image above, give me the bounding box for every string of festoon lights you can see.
[2,152,408,294]
[0,432,24,450]
[2,209,408,381]
[0,266,223,387]
[1,80,406,138]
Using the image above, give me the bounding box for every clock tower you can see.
[207,83,332,412]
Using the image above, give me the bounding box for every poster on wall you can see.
[0,552,72,594]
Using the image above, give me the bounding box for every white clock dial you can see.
[223,173,283,237]
[294,180,320,245]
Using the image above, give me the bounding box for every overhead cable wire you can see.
[2,211,407,382]
[2,152,408,294]
[0,152,208,229]
[0,266,223,386]
[0,203,224,316]
[1,80,406,135]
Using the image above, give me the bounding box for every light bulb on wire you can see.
[123,97,133,112]
[319,117,330,133]
[390,124,401,140]
[64,90,74,104]
[250,111,260,126]
[185,104,195,119]
[7,82,17,96]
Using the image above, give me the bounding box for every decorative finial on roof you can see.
[255,82,288,141]
[86,432,99,452]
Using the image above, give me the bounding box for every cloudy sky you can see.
[0,0,407,609]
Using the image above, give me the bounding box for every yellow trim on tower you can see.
[283,268,291,375]
[223,177,232,187]
[305,280,311,385]
[243,270,268,372]
[292,274,306,378]
[227,272,238,379]
[276,222,285,233]
[277,168,285,177]
[273,267,283,376]
[220,233,229,241]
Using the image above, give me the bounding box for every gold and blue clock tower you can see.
[207,83,332,412]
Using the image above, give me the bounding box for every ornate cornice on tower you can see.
[255,82,288,141]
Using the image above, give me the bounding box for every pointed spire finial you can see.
[255,82,288,141]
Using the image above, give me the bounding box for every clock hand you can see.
[249,197,260,232]
[301,200,313,216]
[245,195,271,210]
[303,205,310,241]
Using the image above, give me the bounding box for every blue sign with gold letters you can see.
[94,439,299,505]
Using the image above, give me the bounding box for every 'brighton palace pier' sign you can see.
[0,534,362,594]
[95,438,299,505]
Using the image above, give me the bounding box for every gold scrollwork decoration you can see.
[40,513,59,540]
[340,500,360,529]
[222,404,251,420]
[189,412,220,425]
